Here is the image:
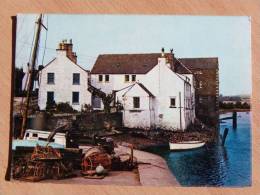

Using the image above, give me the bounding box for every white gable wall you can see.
[121,58,195,130]
[38,51,91,111]
[121,84,155,129]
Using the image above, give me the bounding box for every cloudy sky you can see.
[16,14,251,96]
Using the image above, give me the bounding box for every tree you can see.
[14,67,25,96]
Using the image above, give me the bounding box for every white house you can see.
[90,49,196,130]
[38,40,92,111]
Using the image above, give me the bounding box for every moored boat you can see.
[169,140,205,151]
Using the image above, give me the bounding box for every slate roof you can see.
[176,57,219,74]
[91,53,218,74]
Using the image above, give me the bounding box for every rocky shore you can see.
[110,127,217,150]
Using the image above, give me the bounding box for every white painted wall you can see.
[123,58,195,130]
[121,84,155,129]
[91,74,146,92]
[38,50,91,111]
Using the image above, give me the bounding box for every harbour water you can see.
[145,112,251,186]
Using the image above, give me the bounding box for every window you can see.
[132,75,136,82]
[170,97,176,107]
[199,81,203,88]
[125,75,130,82]
[47,73,55,84]
[98,75,103,82]
[47,91,54,103]
[133,97,140,108]
[73,73,80,85]
[32,133,38,137]
[72,92,79,104]
[105,74,109,82]
[92,95,101,108]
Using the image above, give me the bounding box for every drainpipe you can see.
[179,92,183,130]
[149,97,151,128]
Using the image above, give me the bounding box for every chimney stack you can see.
[168,48,175,71]
[57,39,77,63]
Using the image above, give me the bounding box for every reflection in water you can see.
[145,112,251,186]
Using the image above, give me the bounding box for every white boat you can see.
[169,140,205,151]
[23,129,66,147]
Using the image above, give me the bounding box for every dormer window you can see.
[125,75,130,82]
[132,75,136,82]
[98,75,103,82]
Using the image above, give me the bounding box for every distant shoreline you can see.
[219,108,250,114]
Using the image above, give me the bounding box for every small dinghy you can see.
[169,140,205,151]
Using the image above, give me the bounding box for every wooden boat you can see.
[169,140,205,151]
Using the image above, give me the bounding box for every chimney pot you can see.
[161,47,165,57]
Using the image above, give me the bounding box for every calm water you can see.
[145,112,251,186]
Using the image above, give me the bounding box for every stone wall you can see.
[30,112,122,131]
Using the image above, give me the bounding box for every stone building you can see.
[174,57,219,126]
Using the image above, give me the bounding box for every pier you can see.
[219,111,237,129]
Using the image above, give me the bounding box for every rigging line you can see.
[17,15,26,35]
[16,23,36,60]
[17,15,38,63]
[17,41,56,51]
[41,15,48,65]
[18,40,98,60]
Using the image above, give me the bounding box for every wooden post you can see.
[20,14,43,139]
[222,128,229,146]
[232,111,237,129]
[5,15,17,181]
[130,144,134,168]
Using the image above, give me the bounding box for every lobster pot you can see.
[82,152,111,172]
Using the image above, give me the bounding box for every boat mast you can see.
[20,14,43,139]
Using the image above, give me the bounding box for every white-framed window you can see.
[105,74,110,82]
[72,92,79,104]
[170,97,176,108]
[125,75,130,82]
[132,75,136,82]
[47,73,55,84]
[73,73,80,85]
[133,97,140,108]
[199,81,203,88]
[98,75,103,82]
[47,91,54,103]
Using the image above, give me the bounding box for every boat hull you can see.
[169,141,205,151]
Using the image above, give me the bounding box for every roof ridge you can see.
[179,57,218,59]
[99,53,165,56]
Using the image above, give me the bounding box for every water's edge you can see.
[145,112,251,186]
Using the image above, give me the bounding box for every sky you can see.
[16,14,251,96]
